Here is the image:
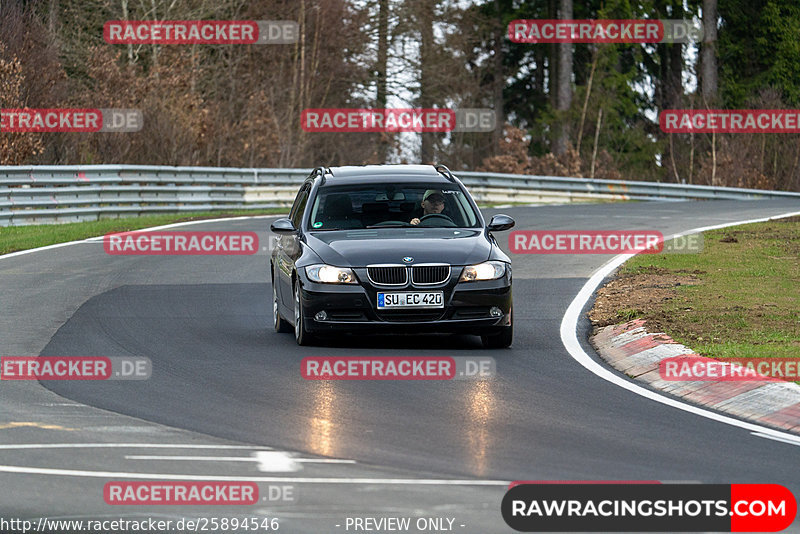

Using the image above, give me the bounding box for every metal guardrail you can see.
[1,165,799,226]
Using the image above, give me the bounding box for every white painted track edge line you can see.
[0,465,510,484]
[751,432,800,447]
[0,443,270,449]
[560,209,800,446]
[0,214,285,259]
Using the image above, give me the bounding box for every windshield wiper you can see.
[365,224,411,229]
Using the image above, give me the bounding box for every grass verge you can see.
[0,209,285,256]
[590,217,800,359]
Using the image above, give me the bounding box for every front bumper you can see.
[295,266,512,335]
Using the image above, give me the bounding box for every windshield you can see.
[308,183,479,230]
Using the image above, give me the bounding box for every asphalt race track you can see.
[2,199,800,533]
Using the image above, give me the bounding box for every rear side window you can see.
[290,183,310,228]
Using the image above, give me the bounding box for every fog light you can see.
[490,306,502,317]
[315,311,328,321]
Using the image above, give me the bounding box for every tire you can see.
[293,279,316,346]
[273,278,292,333]
[481,308,513,349]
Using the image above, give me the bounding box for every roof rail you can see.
[435,164,456,183]
[310,166,332,184]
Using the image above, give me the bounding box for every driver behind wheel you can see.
[410,189,446,225]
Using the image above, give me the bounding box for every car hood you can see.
[306,228,491,267]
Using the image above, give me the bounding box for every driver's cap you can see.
[423,189,445,202]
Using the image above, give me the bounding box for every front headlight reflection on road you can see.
[308,381,337,457]
[465,380,496,477]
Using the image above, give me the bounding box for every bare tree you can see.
[0,44,44,164]
[376,0,390,162]
[701,0,718,103]
[657,0,685,182]
[419,0,436,163]
[491,0,505,154]
[554,0,572,156]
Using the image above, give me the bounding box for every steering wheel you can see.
[419,213,456,226]
[420,213,453,222]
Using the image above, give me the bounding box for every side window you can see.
[454,192,477,227]
[290,184,310,229]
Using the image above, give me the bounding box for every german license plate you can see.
[377,291,444,309]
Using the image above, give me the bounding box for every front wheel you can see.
[294,279,316,346]
[481,308,513,348]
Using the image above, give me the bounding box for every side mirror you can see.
[487,214,515,232]
[270,218,298,234]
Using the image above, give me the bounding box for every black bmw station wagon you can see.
[270,164,514,347]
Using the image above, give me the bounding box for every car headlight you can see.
[459,261,506,282]
[306,264,357,284]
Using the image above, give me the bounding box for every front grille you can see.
[367,265,408,286]
[411,264,450,285]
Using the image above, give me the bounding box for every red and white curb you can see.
[592,319,800,435]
